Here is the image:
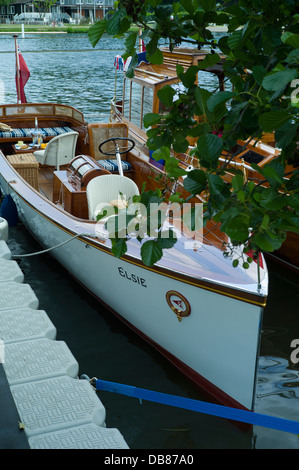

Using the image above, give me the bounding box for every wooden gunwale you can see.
[0,102,85,125]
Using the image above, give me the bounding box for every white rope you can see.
[11,232,106,259]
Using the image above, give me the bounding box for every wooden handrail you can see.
[0,103,84,125]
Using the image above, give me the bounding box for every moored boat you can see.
[0,101,268,412]
[0,104,268,409]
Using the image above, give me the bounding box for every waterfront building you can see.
[0,0,114,24]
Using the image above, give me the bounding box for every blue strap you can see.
[95,379,299,435]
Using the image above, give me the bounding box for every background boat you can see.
[110,47,299,271]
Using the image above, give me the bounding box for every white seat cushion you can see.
[33,149,46,165]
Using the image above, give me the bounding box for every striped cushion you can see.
[98,159,132,172]
[0,126,74,139]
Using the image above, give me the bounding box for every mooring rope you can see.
[11,232,106,258]
[83,377,299,435]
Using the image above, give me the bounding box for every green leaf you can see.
[195,87,212,115]
[253,232,282,252]
[196,134,223,165]
[147,0,163,6]
[157,86,176,107]
[258,111,291,132]
[262,160,285,186]
[147,48,164,65]
[173,138,190,154]
[261,214,270,229]
[125,31,138,54]
[125,52,139,78]
[141,240,163,266]
[231,174,244,192]
[146,36,159,57]
[106,9,125,36]
[259,189,287,210]
[177,66,199,88]
[275,121,297,148]
[143,113,161,128]
[224,215,249,242]
[252,65,267,86]
[183,169,207,194]
[229,101,247,117]
[227,30,242,50]
[200,0,216,11]
[250,163,264,176]
[180,0,195,14]
[88,20,107,47]
[197,53,221,70]
[285,49,299,66]
[207,91,236,112]
[111,238,127,258]
[165,154,188,177]
[281,32,299,49]
[176,64,184,77]
[139,190,162,208]
[237,190,246,203]
[207,174,230,208]
[157,231,177,249]
[152,146,170,161]
[262,69,297,92]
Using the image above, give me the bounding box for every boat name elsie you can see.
[118,267,147,287]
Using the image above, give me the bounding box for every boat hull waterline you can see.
[0,170,266,412]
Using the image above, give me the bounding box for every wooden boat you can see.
[111,47,299,271]
[0,101,268,412]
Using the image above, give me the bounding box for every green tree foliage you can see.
[0,0,14,5]
[33,0,58,12]
[89,0,299,267]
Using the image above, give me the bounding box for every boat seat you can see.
[97,159,132,173]
[86,174,140,221]
[87,122,128,160]
[34,131,79,170]
[87,123,134,175]
[0,126,74,141]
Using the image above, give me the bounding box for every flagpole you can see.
[13,35,21,104]
[139,27,142,53]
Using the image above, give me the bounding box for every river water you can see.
[1,33,299,450]
[0,33,126,121]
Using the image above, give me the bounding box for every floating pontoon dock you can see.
[0,239,129,449]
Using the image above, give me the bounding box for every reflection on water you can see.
[253,258,299,449]
[254,356,299,449]
[257,356,299,400]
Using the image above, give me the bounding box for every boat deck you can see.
[39,167,54,201]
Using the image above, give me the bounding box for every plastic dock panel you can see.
[0,307,57,344]
[0,240,129,449]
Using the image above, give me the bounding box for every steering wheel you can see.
[99,137,135,156]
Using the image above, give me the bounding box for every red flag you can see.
[16,49,30,103]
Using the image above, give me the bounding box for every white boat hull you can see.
[0,174,267,413]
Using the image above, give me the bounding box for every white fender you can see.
[0,217,9,242]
